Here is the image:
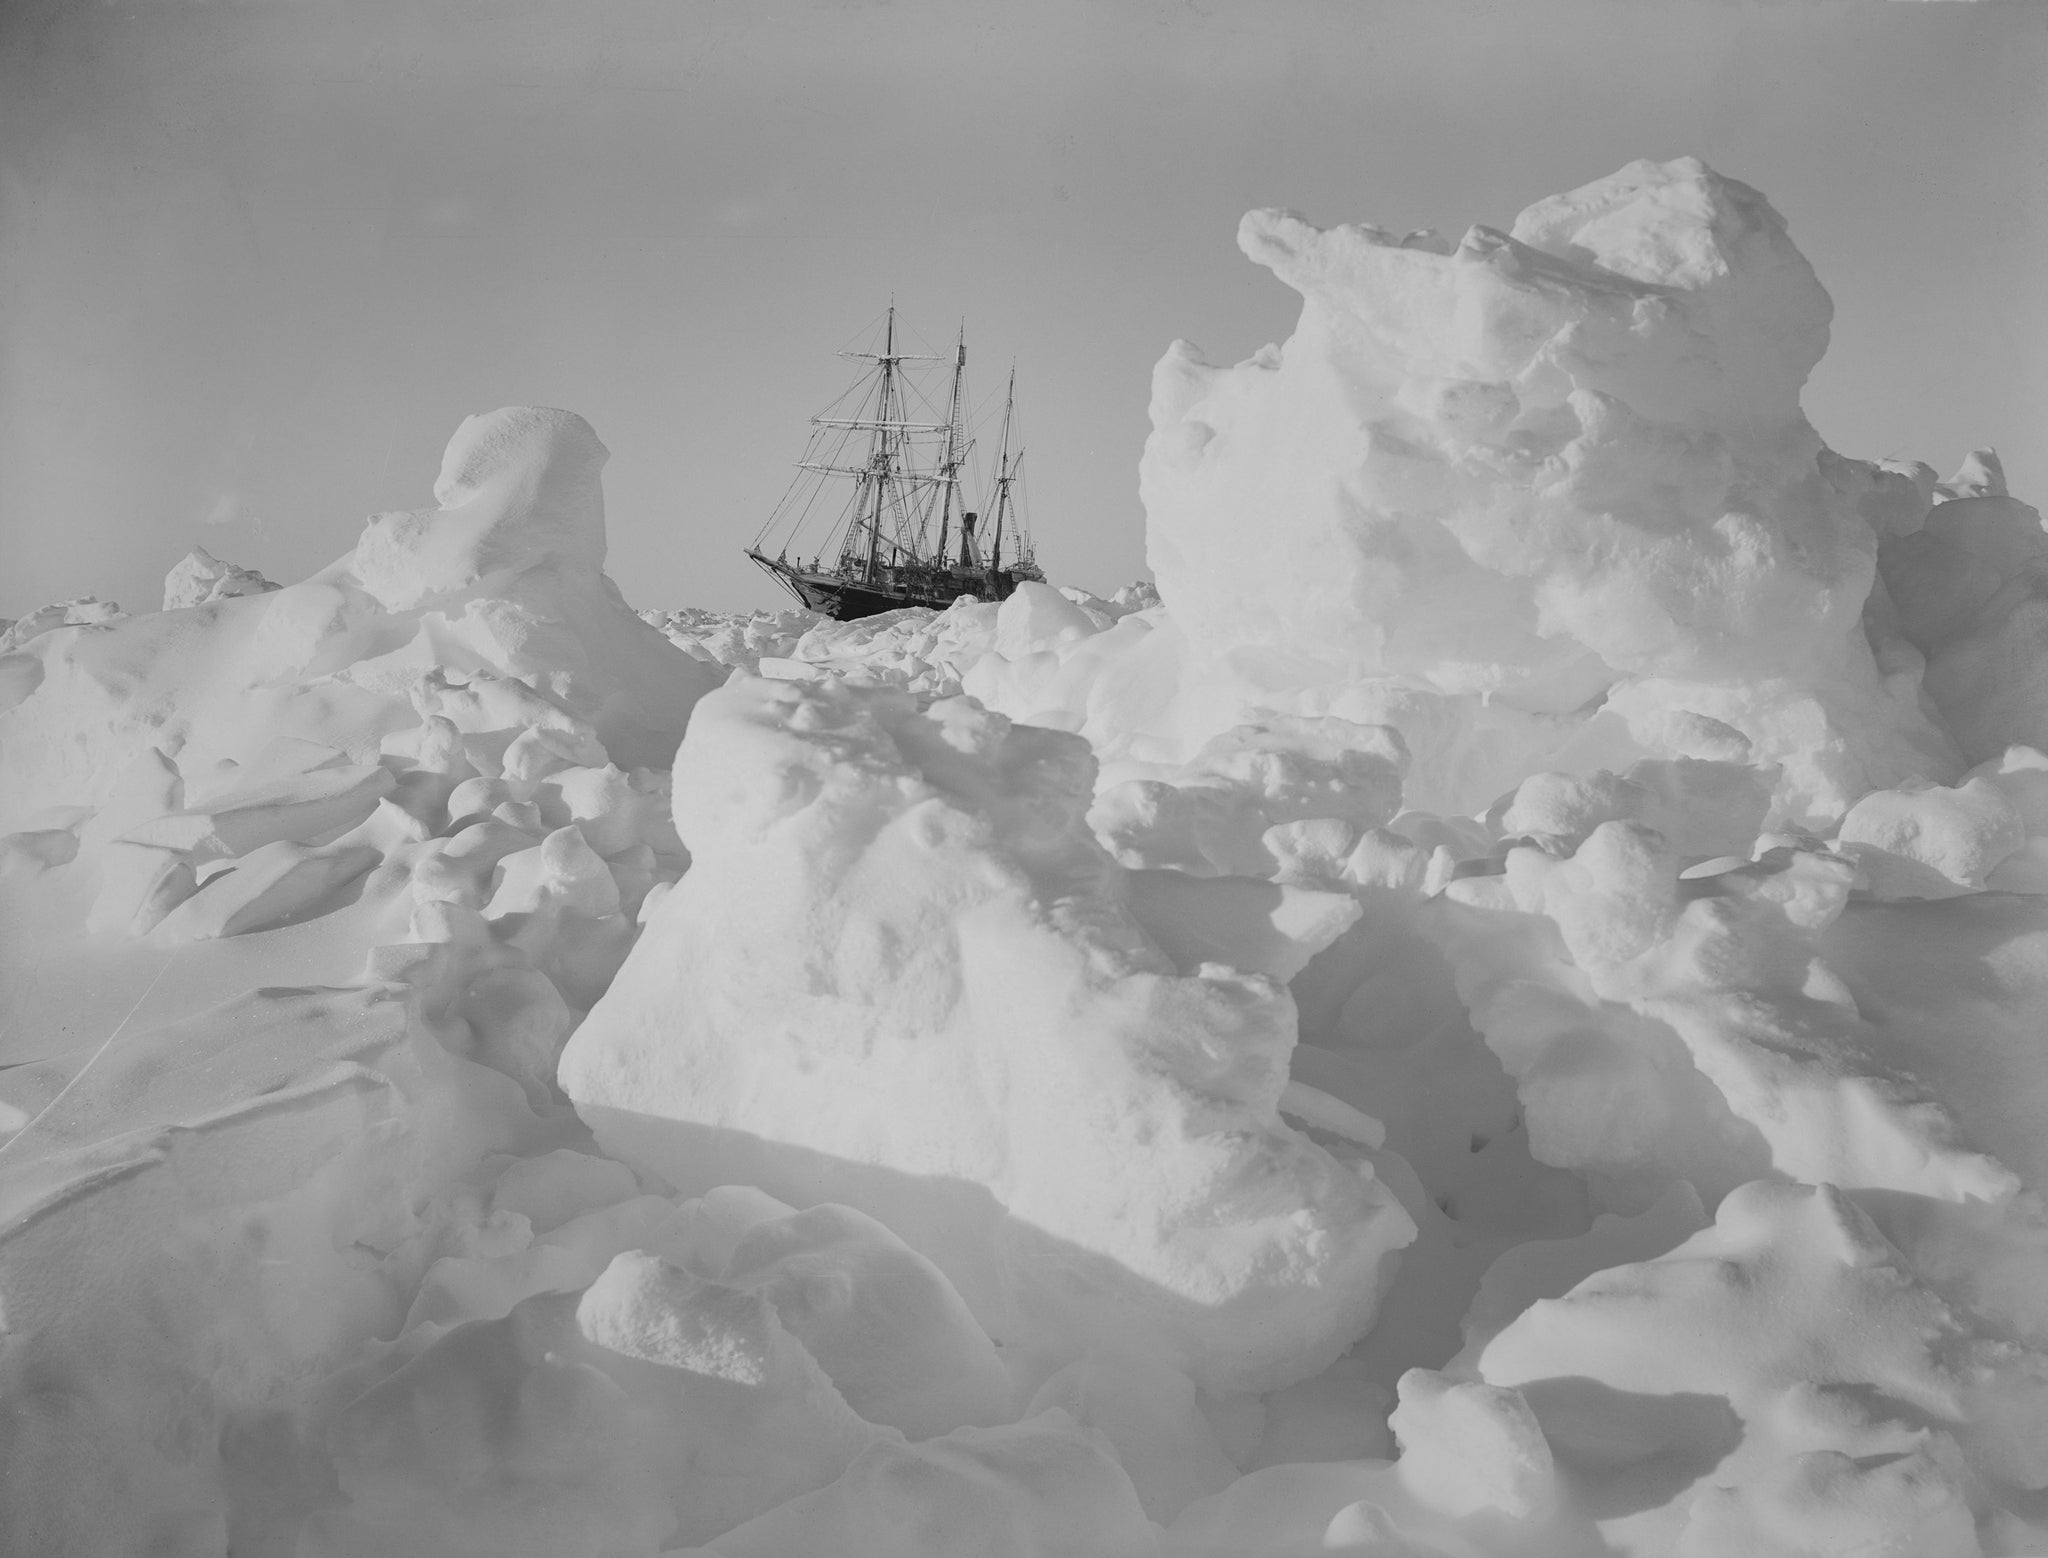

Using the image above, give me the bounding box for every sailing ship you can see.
[745,307,1044,620]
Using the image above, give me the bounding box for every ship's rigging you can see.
[745,307,1043,620]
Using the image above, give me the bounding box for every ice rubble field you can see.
[8,159,2048,1557]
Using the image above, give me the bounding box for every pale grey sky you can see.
[3,0,2043,619]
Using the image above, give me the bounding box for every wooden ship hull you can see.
[745,550,1042,620]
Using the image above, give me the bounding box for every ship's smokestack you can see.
[960,512,981,570]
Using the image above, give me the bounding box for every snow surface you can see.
[7,157,2048,1556]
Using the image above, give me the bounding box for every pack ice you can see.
[560,674,1412,1396]
[9,157,2048,1557]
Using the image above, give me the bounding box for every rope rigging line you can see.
[751,308,1039,588]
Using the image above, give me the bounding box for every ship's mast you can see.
[988,366,1018,574]
[801,304,949,581]
[934,325,967,571]
[864,307,896,581]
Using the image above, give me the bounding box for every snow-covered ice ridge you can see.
[5,158,2048,1556]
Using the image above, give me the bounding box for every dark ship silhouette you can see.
[745,307,1043,620]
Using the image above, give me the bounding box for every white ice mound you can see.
[1140,157,1955,819]
[0,407,718,832]
[1476,1180,2048,1553]
[0,594,124,652]
[560,674,1416,1394]
[1877,485,2048,763]
[354,407,609,609]
[162,545,279,611]
[1431,813,2014,1204]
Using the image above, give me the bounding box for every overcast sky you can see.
[2,0,2043,620]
